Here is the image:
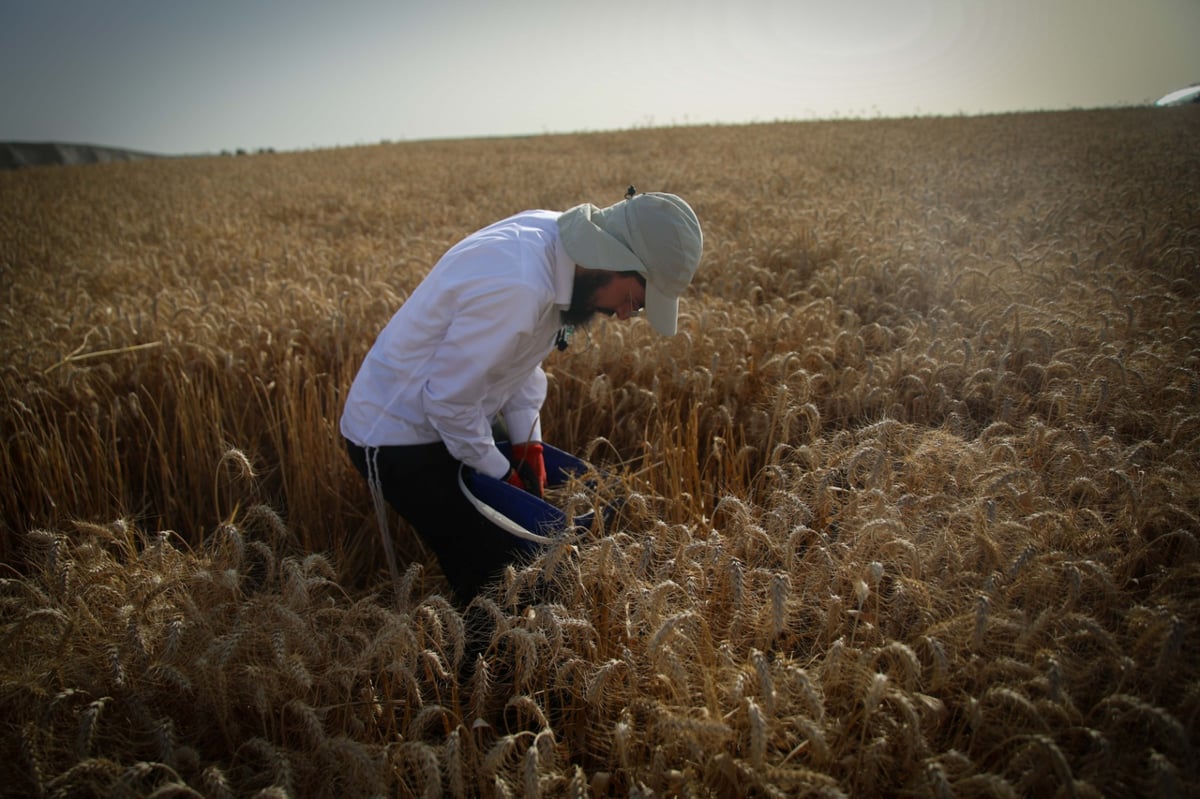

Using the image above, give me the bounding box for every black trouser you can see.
[344,438,532,606]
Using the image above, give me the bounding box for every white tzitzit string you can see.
[365,447,403,606]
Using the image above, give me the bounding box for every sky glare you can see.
[1,0,1197,155]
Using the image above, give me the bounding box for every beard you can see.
[560,269,614,328]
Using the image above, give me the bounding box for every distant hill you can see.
[0,141,162,170]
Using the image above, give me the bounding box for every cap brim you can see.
[644,279,679,335]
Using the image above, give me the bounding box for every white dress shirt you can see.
[340,210,575,479]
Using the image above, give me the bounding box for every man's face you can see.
[562,270,647,328]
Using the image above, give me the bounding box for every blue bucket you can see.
[458,442,604,548]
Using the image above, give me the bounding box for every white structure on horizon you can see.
[1155,84,1200,106]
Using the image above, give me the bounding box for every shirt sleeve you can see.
[418,274,544,479]
[502,367,547,445]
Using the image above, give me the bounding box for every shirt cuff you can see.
[479,447,513,480]
[503,409,542,445]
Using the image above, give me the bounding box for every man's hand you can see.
[506,442,546,498]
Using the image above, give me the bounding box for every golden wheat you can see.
[2,108,1199,796]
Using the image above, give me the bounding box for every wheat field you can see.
[2,107,1198,797]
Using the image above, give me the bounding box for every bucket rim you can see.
[457,465,565,544]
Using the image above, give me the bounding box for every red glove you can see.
[506,442,546,498]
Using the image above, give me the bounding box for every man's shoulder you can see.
[435,212,558,291]
[452,210,563,265]
[479,209,562,239]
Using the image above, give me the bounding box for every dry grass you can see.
[2,107,1198,797]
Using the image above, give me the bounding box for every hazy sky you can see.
[2,0,1197,155]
